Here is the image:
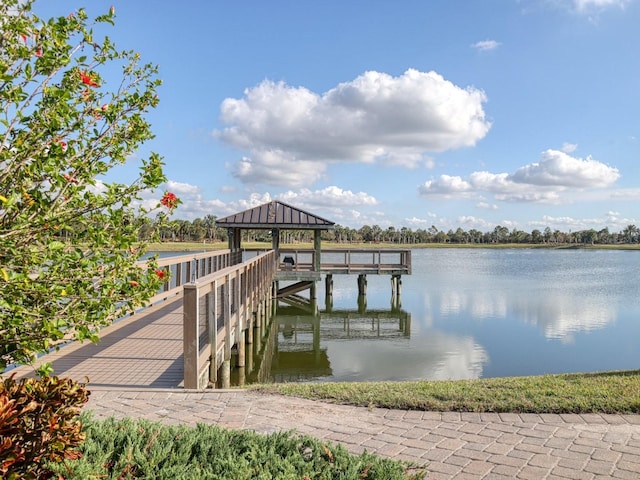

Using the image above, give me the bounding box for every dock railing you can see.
[142,250,234,306]
[182,250,276,389]
[273,248,412,275]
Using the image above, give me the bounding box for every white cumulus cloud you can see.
[216,69,491,187]
[510,149,619,187]
[166,180,201,195]
[419,149,619,204]
[418,175,473,196]
[561,142,578,153]
[471,40,501,51]
[278,186,378,207]
[149,181,382,223]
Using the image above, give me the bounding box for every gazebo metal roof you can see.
[216,200,335,230]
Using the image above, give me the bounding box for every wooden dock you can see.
[7,248,411,389]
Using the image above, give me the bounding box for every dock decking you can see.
[8,297,186,388]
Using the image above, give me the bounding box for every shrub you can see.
[44,416,425,479]
[0,374,89,479]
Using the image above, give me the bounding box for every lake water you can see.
[270,248,640,383]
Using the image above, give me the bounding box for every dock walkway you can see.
[8,296,640,479]
[9,296,186,389]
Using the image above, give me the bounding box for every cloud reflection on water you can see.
[325,332,488,382]
[434,287,616,341]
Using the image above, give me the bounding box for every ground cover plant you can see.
[43,415,425,480]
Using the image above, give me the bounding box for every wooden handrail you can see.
[262,248,412,275]
[182,250,276,389]
[137,250,234,305]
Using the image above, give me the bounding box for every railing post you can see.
[222,278,232,389]
[208,283,218,385]
[237,269,243,330]
[183,282,200,389]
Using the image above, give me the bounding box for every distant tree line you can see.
[133,216,640,246]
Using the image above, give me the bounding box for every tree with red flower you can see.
[160,192,179,210]
[0,0,169,376]
[80,71,99,88]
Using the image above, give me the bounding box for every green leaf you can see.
[47,241,65,251]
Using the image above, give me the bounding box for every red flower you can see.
[20,34,27,43]
[36,47,42,57]
[63,173,78,184]
[160,192,178,209]
[154,269,166,280]
[80,71,99,88]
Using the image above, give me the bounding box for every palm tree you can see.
[203,214,217,241]
[622,225,638,244]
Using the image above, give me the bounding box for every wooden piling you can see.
[237,330,245,367]
[221,359,231,389]
[247,314,254,344]
[357,274,367,295]
[325,274,333,296]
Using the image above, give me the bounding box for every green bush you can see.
[45,416,425,479]
[0,374,89,479]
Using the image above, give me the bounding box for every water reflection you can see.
[232,303,490,384]
[432,288,615,341]
[226,249,640,383]
[325,332,488,381]
[272,306,412,383]
[511,293,615,342]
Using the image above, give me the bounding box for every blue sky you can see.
[34,0,639,232]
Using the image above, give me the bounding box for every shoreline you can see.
[147,241,640,252]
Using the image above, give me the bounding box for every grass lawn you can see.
[255,370,640,414]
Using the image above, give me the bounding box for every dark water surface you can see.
[273,248,640,382]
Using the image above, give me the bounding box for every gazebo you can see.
[215,200,335,275]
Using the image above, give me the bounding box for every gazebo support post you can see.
[272,228,280,267]
[228,227,242,265]
[314,230,321,272]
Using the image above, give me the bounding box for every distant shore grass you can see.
[148,241,640,251]
[254,370,640,414]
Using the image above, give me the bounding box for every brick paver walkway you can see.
[86,388,640,479]
[9,298,640,479]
